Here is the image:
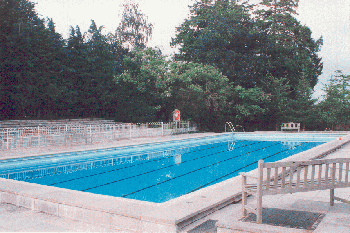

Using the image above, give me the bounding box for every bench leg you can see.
[242,191,247,217]
[330,189,335,206]
[257,194,263,224]
[242,175,247,217]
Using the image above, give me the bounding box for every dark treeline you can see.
[1,0,349,132]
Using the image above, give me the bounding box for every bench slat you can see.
[245,177,338,190]
[263,158,350,169]
[334,196,350,204]
[274,167,278,189]
[304,165,309,187]
[332,163,336,185]
[318,164,323,185]
[242,158,350,225]
[289,167,294,188]
[296,166,301,188]
[282,167,286,189]
[339,162,343,183]
[325,164,329,185]
[264,182,349,195]
[311,165,315,187]
[266,168,271,190]
[345,162,349,183]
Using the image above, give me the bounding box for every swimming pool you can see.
[0,133,343,203]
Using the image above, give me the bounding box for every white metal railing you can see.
[0,122,197,151]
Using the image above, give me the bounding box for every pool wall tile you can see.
[110,213,143,232]
[75,206,85,220]
[58,204,78,220]
[17,195,34,209]
[142,220,178,233]
[34,199,59,216]
[1,191,17,205]
[82,208,112,227]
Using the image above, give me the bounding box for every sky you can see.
[33,0,350,100]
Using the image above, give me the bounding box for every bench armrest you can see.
[240,172,258,179]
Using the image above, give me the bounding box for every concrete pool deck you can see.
[1,132,350,232]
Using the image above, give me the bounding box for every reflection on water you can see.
[175,154,182,164]
[1,147,190,181]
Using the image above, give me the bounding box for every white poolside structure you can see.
[0,119,197,150]
[281,122,300,132]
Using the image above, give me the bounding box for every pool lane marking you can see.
[120,141,286,197]
[80,141,275,192]
[47,140,253,185]
[5,139,239,180]
[64,141,260,188]
[187,142,309,193]
[121,142,310,198]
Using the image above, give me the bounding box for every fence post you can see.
[130,123,132,139]
[6,128,9,150]
[90,125,92,144]
[64,124,67,146]
[85,125,87,145]
[38,125,40,147]
[162,122,164,136]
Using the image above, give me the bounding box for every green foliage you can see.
[0,1,128,120]
[114,48,169,122]
[254,0,323,93]
[171,0,323,93]
[0,0,66,119]
[0,0,336,134]
[317,70,350,130]
[116,3,153,50]
[229,85,267,131]
[167,62,230,131]
[171,0,263,87]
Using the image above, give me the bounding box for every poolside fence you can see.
[0,121,197,151]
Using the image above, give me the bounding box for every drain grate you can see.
[240,208,325,231]
[188,220,218,233]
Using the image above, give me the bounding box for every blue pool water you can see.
[0,133,342,203]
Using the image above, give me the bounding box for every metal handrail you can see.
[0,122,197,150]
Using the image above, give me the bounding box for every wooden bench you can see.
[281,122,300,132]
[241,158,350,224]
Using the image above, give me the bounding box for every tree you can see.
[114,48,169,122]
[0,0,66,119]
[254,0,323,93]
[116,3,153,50]
[171,0,264,88]
[167,62,230,131]
[253,74,292,130]
[318,70,350,130]
[61,20,128,119]
[222,84,268,131]
[171,0,323,94]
